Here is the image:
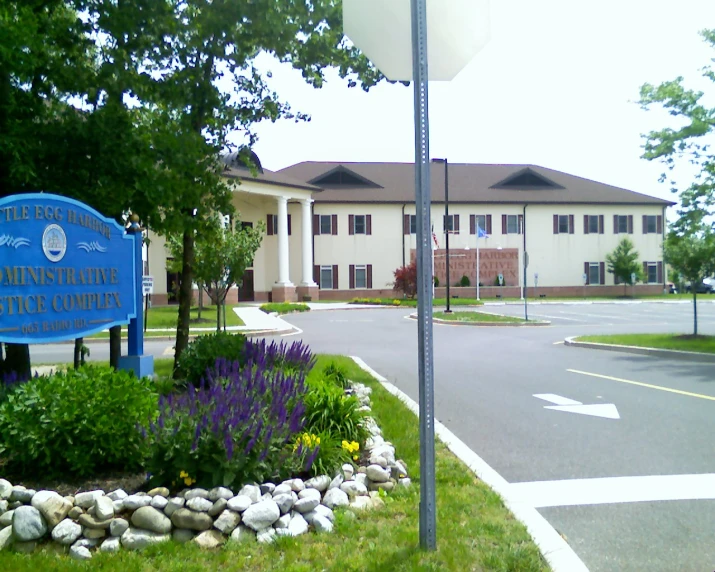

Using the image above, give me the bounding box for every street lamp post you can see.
[476,232,481,301]
[432,158,450,312]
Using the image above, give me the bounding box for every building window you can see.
[585,215,601,234]
[588,262,601,286]
[614,214,633,234]
[349,214,371,235]
[506,214,520,234]
[320,265,334,289]
[643,215,662,234]
[558,215,569,234]
[349,264,373,289]
[266,214,291,236]
[320,215,332,235]
[410,215,417,234]
[355,265,367,288]
[354,215,366,234]
[443,214,460,233]
[646,262,657,283]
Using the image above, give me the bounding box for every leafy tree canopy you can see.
[606,237,643,287]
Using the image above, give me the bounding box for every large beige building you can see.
[147,159,673,304]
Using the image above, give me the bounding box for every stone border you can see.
[564,336,715,363]
[408,312,550,327]
[350,356,589,572]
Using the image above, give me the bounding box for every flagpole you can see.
[476,234,480,301]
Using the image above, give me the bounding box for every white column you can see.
[300,198,317,286]
[276,196,292,286]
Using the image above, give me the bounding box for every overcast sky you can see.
[239,1,715,204]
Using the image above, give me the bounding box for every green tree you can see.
[168,214,265,332]
[606,238,643,295]
[639,29,715,227]
[664,225,715,335]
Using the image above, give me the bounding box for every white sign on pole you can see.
[498,273,504,286]
[534,272,539,287]
[142,276,154,295]
[583,273,588,285]
[631,272,636,284]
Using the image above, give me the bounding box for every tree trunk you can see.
[73,338,83,369]
[216,300,221,332]
[693,291,698,336]
[109,326,121,369]
[198,286,203,320]
[173,229,195,377]
[4,344,31,380]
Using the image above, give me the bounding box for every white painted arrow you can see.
[533,394,620,420]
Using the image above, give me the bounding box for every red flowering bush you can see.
[392,260,418,298]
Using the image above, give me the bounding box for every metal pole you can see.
[411,0,436,551]
[523,205,528,321]
[444,160,450,312]
[476,234,480,301]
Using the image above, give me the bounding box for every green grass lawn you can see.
[260,302,310,314]
[1,355,548,571]
[577,333,715,354]
[87,305,244,338]
[434,311,530,324]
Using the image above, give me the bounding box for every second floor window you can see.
[584,215,603,234]
[503,214,522,234]
[614,215,633,234]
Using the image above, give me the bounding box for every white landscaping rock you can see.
[100,536,122,553]
[109,518,129,537]
[164,497,185,517]
[292,497,319,514]
[271,484,292,497]
[51,519,82,545]
[342,464,355,480]
[241,499,280,531]
[297,488,322,502]
[340,481,368,497]
[287,513,309,536]
[349,496,374,511]
[0,480,12,500]
[31,490,72,529]
[304,475,331,492]
[208,487,233,501]
[172,529,195,543]
[69,544,92,560]
[229,525,255,543]
[193,529,225,549]
[312,514,334,533]
[120,527,170,550]
[151,495,168,510]
[354,473,369,487]
[74,490,104,509]
[256,527,276,544]
[259,483,276,496]
[12,505,47,541]
[122,494,152,511]
[0,511,12,528]
[0,526,12,551]
[237,485,261,503]
[186,497,213,512]
[274,514,291,529]
[107,489,127,502]
[321,488,349,510]
[213,510,240,535]
[94,496,115,520]
[328,474,343,490]
[226,495,252,513]
[365,465,391,483]
[10,486,36,503]
[184,488,209,500]
[313,504,335,522]
[271,493,294,515]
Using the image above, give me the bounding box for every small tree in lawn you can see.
[606,238,643,296]
[393,260,418,299]
[664,225,715,336]
[169,215,264,331]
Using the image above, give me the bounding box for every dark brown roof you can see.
[278,162,674,206]
[223,165,322,192]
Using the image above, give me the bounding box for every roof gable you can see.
[490,168,564,190]
[308,165,382,188]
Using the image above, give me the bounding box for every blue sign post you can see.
[0,193,153,378]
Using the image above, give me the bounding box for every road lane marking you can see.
[534,393,582,406]
[534,393,620,419]
[568,369,715,401]
[510,474,715,508]
[552,340,564,345]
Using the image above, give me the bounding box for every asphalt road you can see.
[31,300,715,571]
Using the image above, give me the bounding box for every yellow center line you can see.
[567,369,715,402]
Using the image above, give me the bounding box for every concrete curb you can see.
[408,312,550,327]
[79,327,296,344]
[564,336,715,363]
[350,356,589,572]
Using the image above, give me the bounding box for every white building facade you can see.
[147,160,673,304]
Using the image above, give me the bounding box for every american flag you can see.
[432,226,439,249]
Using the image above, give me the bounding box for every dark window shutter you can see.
[454,214,460,233]
[332,214,338,235]
[628,215,633,234]
[657,261,663,283]
[554,214,559,234]
[583,215,589,235]
[599,262,605,285]
[367,264,373,289]
[470,214,476,235]
[599,215,604,234]
[313,265,320,287]
[569,214,574,234]
[584,262,590,285]
[613,214,618,234]
[486,215,492,235]
[502,214,507,234]
[403,214,410,235]
[267,214,274,236]
[657,215,663,234]
[332,264,338,288]
[349,214,354,236]
[642,215,647,234]
[349,264,355,289]
[366,215,372,235]
[643,261,648,280]
[518,214,524,235]
[287,215,292,236]
[313,214,319,236]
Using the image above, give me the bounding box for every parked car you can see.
[685,280,715,294]
[666,282,678,294]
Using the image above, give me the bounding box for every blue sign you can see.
[0,193,137,344]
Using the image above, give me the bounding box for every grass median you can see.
[2,355,548,571]
[577,334,715,354]
[434,311,530,324]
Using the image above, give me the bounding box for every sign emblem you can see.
[42,224,67,263]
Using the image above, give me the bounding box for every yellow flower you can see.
[353,455,359,461]
[179,470,188,478]
[184,477,192,486]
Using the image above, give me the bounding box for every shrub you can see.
[146,356,314,489]
[434,275,440,287]
[260,303,310,314]
[242,339,315,378]
[460,275,471,287]
[323,361,349,389]
[303,380,369,445]
[392,260,418,298]
[0,366,156,478]
[176,331,247,385]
